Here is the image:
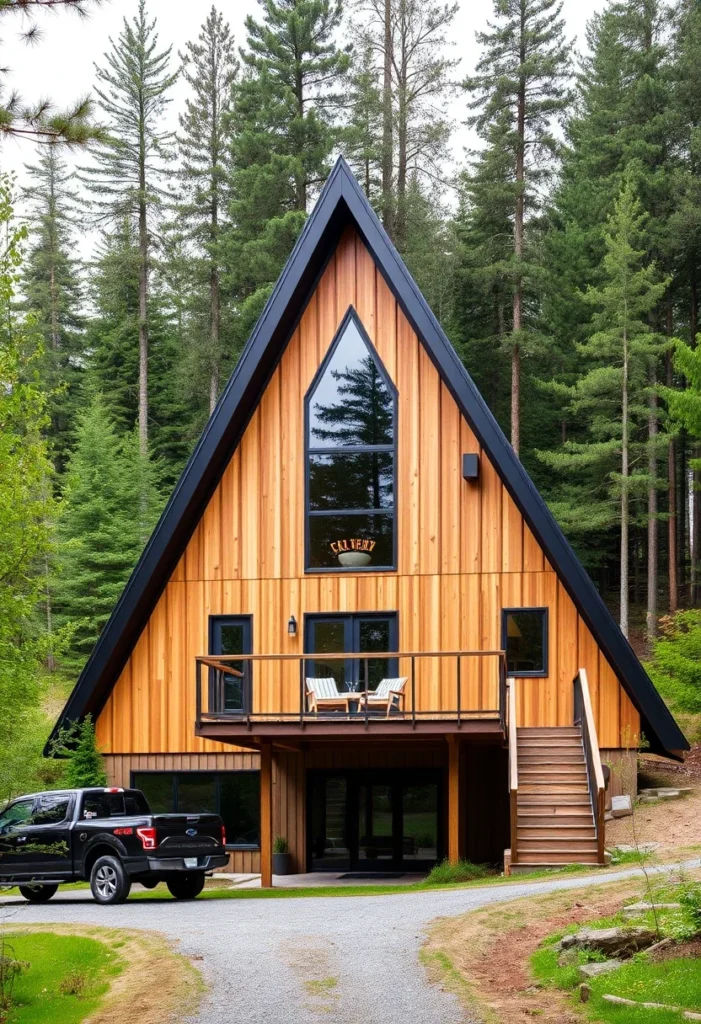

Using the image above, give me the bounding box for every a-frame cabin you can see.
[50,159,687,882]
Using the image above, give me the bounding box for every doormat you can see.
[339,872,405,880]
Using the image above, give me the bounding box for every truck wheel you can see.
[90,855,132,905]
[166,872,206,900]
[18,884,58,903]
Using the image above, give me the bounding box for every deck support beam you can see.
[447,737,462,864]
[260,741,273,887]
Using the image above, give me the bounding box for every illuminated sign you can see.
[329,538,376,555]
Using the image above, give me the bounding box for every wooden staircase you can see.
[507,670,606,870]
[515,726,599,866]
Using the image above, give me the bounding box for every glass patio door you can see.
[305,614,398,692]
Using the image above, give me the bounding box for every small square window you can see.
[503,609,548,676]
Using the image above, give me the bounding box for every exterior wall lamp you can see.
[288,615,297,637]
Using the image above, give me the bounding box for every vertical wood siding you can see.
[96,228,640,754]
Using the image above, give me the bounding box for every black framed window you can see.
[305,307,397,571]
[209,615,252,713]
[132,771,260,849]
[502,608,548,677]
[305,613,398,691]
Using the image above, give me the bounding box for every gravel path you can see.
[2,861,698,1024]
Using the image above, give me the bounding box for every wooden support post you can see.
[448,737,461,864]
[260,741,273,887]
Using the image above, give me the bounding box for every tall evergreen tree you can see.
[464,0,572,455]
[22,143,84,474]
[54,393,162,673]
[0,176,56,798]
[224,0,350,312]
[356,0,458,248]
[343,41,384,209]
[81,0,177,456]
[538,178,668,637]
[177,6,239,413]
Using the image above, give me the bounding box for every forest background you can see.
[3,0,701,798]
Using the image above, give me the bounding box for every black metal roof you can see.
[47,157,688,758]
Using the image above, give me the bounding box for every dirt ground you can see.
[606,752,701,851]
[423,869,701,1024]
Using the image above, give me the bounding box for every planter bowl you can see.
[337,551,372,567]
[272,852,292,876]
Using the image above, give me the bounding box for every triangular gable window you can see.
[305,308,396,571]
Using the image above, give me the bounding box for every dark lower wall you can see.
[464,744,510,864]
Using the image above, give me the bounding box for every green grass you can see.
[425,859,491,884]
[1,931,122,1024]
[530,889,701,1023]
[127,861,598,900]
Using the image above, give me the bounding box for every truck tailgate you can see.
[152,814,224,855]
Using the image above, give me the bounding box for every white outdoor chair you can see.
[358,677,407,717]
[305,677,349,713]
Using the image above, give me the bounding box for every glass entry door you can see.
[209,616,252,713]
[308,770,441,871]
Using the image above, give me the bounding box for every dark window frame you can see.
[304,306,398,573]
[130,770,260,851]
[208,615,253,714]
[304,611,399,688]
[501,607,549,678]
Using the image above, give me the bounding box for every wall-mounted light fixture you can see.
[287,615,297,637]
[462,453,480,481]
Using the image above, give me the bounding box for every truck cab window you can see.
[0,799,33,833]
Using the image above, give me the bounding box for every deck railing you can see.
[574,667,606,864]
[507,679,519,864]
[195,650,507,729]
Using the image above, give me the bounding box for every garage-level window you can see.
[502,609,548,677]
[131,771,260,849]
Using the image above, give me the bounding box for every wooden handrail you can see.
[507,679,518,864]
[197,650,506,662]
[575,668,606,864]
[197,656,244,675]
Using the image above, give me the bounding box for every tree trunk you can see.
[395,10,407,251]
[511,6,526,457]
[691,280,699,601]
[138,194,148,458]
[620,326,629,638]
[381,0,394,238]
[679,434,687,593]
[666,326,677,614]
[647,365,658,643]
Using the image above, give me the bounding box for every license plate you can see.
[184,857,198,868]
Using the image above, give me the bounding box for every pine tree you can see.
[224,0,350,308]
[22,143,85,474]
[54,393,162,673]
[177,6,239,414]
[343,41,384,209]
[54,715,107,788]
[464,0,572,455]
[538,178,668,637]
[355,0,459,248]
[0,176,56,798]
[81,0,177,457]
[0,0,103,145]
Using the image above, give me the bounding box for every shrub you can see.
[678,882,701,936]
[426,859,491,884]
[646,611,701,724]
[273,836,289,855]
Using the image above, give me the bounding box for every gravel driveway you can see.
[2,861,697,1024]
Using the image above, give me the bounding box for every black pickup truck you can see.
[0,787,229,904]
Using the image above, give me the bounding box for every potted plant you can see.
[272,835,292,875]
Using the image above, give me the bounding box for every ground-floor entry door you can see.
[308,770,442,872]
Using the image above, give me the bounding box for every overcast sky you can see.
[1,0,607,223]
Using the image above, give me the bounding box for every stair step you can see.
[518,794,591,806]
[519,767,587,777]
[518,739,583,749]
[519,728,581,737]
[519,753,585,762]
[519,813,594,826]
[520,782,590,794]
[518,827,596,839]
[518,837,599,850]
[515,855,601,866]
